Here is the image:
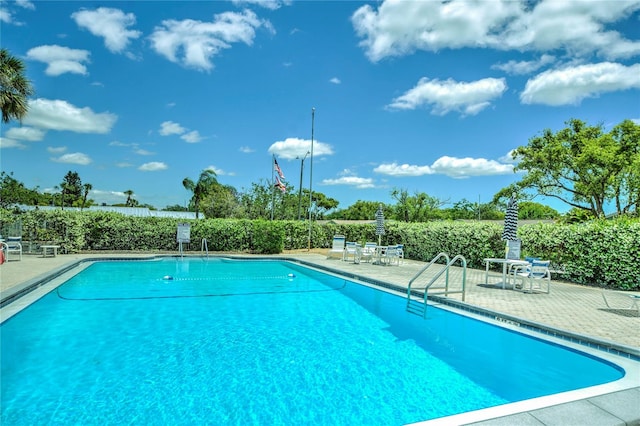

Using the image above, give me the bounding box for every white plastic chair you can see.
[326,235,346,259]
[360,242,377,263]
[396,244,404,264]
[3,237,23,261]
[382,244,401,266]
[343,242,360,263]
[513,260,550,293]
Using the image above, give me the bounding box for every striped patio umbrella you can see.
[375,204,385,245]
[502,195,518,241]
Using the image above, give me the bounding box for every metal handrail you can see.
[423,255,467,306]
[406,253,467,316]
[201,238,209,258]
[407,252,450,299]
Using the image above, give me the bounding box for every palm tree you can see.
[183,169,218,219]
[0,48,34,124]
[81,183,92,210]
[124,189,135,207]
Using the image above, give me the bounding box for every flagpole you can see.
[307,107,315,251]
[270,154,275,220]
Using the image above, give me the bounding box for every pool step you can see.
[406,298,426,318]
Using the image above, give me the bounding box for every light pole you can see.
[297,151,310,220]
[307,107,315,251]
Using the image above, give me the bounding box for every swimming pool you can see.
[0,258,635,424]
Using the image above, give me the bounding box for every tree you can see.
[327,200,381,220]
[81,183,93,210]
[390,188,447,222]
[60,171,83,208]
[183,169,218,219]
[499,119,640,218]
[0,48,34,123]
[202,184,242,218]
[123,189,139,207]
[0,172,40,207]
[517,201,559,220]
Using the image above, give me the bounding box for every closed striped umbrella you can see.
[502,195,518,241]
[375,204,385,245]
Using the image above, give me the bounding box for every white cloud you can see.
[205,165,235,176]
[159,121,186,136]
[4,126,46,141]
[52,152,92,165]
[71,7,141,53]
[116,162,134,168]
[492,54,556,75]
[24,99,117,133]
[181,130,202,143]
[26,45,90,76]
[388,77,507,116]
[268,137,334,160]
[134,148,155,156]
[352,0,640,62]
[139,162,168,171]
[521,62,640,106]
[373,163,434,177]
[90,189,127,204]
[16,0,36,10]
[329,77,341,84]
[498,149,519,164]
[430,156,513,178]
[239,146,254,153]
[0,9,12,24]
[374,156,514,178]
[322,175,375,189]
[0,137,26,149]
[231,0,289,10]
[47,146,67,154]
[149,9,273,72]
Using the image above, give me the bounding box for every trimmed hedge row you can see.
[1,209,637,289]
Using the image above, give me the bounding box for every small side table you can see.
[41,245,60,257]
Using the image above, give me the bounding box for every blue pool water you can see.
[1,258,625,425]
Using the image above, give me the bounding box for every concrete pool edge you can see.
[2,254,639,426]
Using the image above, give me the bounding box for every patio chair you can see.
[360,242,377,263]
[512,260,550,293]
[326,235,346,259]
[3,236,23,261]
[382,244,401,266]
[343,241,360,263]
[396,244,405,264]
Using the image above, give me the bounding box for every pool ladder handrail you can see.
[406,253,467,317]
[201,238,209,258]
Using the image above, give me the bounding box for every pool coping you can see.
[2,255,639,425]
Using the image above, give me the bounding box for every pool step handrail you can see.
[201,238,209,258]
[406,253,467,317]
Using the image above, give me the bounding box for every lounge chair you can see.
[2,237,23,261]
[512,259,550,293]
[326,235,346,259]
[601,291,640,315]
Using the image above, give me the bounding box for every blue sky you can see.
[1,0,639,213]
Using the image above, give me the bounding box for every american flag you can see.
[274,176,286,193]
[274,157,285,180]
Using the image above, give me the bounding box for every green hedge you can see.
[1,209,637,290]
